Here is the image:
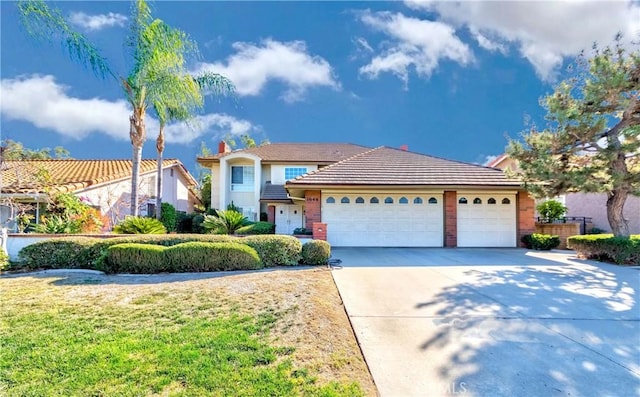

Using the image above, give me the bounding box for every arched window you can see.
[355,197,365,204]
[488,198,496,204]
[458,197,468,204]
[370,197,379,204]
[428,197,438,204]
[384,197,394,204]
[473,198,482,204]
[341,197,350,204]
[326,197,335,204]
[414,197,423,204]
[502,198,511,205]
[399,197,408,204]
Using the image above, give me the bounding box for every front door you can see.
[275,205,303,234]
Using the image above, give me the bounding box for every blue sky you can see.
[1,1,639,175]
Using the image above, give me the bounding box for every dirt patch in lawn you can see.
[0,267,376,396]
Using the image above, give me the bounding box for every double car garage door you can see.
[321,192,517,247]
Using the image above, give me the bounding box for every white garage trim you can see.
[321,193,444,247]
[457,193,517,247]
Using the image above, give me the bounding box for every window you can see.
[355,197,365,204]
[384,197,394,204]
[341,197,350,204]
[231,166,254,192]
[414,197,423,204]
[459,197,468,204]
[428,197,438,204]
[370,197,379,204]
[488,198,496,204]
[473,198,482,204]
[399,197,408,204]
[502,198,511,204]
[284,167,307,180]
[326,197,335,204]
[146,203,156,217]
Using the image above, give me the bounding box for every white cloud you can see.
[357,10,473,87]
[69,11,128,31]
[0,74,256,145]
[194,38,339,103]
[483,154,500,167]
[405,0,640,81]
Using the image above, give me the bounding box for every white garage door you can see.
[457,193,517,247]
[322,193,443,247]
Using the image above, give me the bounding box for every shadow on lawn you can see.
[415,262,640,397]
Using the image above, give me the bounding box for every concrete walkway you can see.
[330,248,640,397]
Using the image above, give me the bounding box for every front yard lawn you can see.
[0,268,375,396]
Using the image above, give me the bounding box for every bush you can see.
[301,240,331,265]
[293,227,312,236]
[587,227,607,234]
[203,210,249,234]
[567,234,640,265]
[521,233,560,250]
[236,222,275,235]
[536,200,567,223]
[176,212,194,233]
[160,203,177,232]
[241,235,302,266]
[17,237,99,269]
[192,214,206,234]
[103,242,261,274]
[0,250,8,271]
[113,216,167,234]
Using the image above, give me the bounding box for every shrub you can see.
[203,210,249,235]
[587,227,607,234]
[34,193,103,234]
[536,200,567,223]
[113,216,167,234]
[293,227,312,236]
[192,214,206,234]
[160,203,177,232]
[567,234,640,265]
[17,237,99,269]
[176,212,194,233]
[104,243,167,274]
[301,240,331,265]
[241,235,302,266]
[33,214,80,234]
[521,233,560,250]
[0,250,8,271]
[236,222,275,235]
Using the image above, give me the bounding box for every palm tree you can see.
[17,0,223,216]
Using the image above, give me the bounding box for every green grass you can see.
[0,278,363,396]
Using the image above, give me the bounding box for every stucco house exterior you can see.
[488,154,640,234]
[199,142,535,247]
[0,158,199,230]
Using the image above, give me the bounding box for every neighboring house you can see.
[199,142,535,247]
[0,159,199,230]
[487,154,640,234]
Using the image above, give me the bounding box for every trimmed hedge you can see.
[567,234,640,265]
[103,242,261,274]
[521,233,560,250]
[241,235,302,266]
[236,222,275,235]
[301,240,331,265]
[18,237,100,269]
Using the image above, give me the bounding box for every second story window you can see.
[285,167,307,180]
[231,166,254,191]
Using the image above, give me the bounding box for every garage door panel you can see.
[457,194,516,247]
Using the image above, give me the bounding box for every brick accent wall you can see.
[444,191,457,247]
[535,223,580,249]
[517,192,536,247]
[313,222,327,241]
[305,190,321,230]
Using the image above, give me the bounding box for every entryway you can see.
[275,204,303,234]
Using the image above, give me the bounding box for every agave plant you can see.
[113,216,167,234]
[202,210,248,235]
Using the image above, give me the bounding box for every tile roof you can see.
[286,147,522,187]
[260,183,291,202]
[198,143,370,163]
[1,159,197,195]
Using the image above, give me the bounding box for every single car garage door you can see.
[321,193,443,247]
[457,193,517,247]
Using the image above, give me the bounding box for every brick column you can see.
[517,192,536,247]
[444,191,457,247]
[313,222,327,241]
[305,190,321,230]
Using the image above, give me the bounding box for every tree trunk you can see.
[606,189,630,238]
[155,124,165,220]
[129,108,146,216]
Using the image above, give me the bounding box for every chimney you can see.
[218,141,230,154]
[400,144,409,151]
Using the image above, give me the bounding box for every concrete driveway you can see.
[330,248,640,397]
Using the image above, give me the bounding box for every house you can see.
[0,159,199,230]
[198,142,535,247]
[488,154,640,234]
